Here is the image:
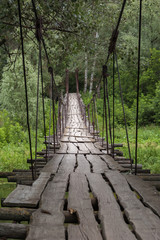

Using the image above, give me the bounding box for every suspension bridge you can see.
[0,0,160,239]
[0,92,160,240]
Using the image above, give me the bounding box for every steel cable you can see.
[17,0,34,180]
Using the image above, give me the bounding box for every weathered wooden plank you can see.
[86,155,108,173]
[124,174,160,217]
[68,173,102,240]
[0,223,28,239]
[105,170,160,240]
[76,142,90,154]
[121,164,142,169]
[60,136,69,142]
[68,225,87,240]
[85,142,103,155]
[57,142,68,154]
[58,154,76,173]
[41,154,64,174]
[75,155,91,173]
[69,136,77,142]
[81,137,92,142]
[87,173,136,240]
[4,172,51,207]
[67,142,78,154]
[27,225,65,240]
[0,207,34,221]
[101,155,124,171]
[76,137,84,142]
[94,142,106,150]
[26,173,69,240]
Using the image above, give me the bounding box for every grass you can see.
[111,125,160,173]
[0,138,44,172]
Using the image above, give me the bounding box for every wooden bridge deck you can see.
[1,93,160,240]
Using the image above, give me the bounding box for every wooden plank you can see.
[76,142,90,154]
[76,137,84,142]
[105,170,160,240]
[67,142,78,154]
[81,137,92,142]
[60,136,69,142]
[86,155,108,173]
[75,155,91,173]
[124,174,160,217]
[0,207,34,221]
[68,225,87,240]
[58,154,76,173]
[87,173,136,240]
[69,136,77,143]
[85,142,103,155]
[68,173,102,240]
[41,154,64,174]
[26,173,69,240]
[94,142,106,150]
[57,142,68,154]
[4,172,51,207]
[101,155,124,171]
[0,223,28,239]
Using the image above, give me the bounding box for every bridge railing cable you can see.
[83,0,135,169]
[17,0,34,180]
[135,0,142,175]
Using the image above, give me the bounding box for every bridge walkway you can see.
[1,93,160,240]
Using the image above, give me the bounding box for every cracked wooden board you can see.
[105,170,160,240]
[86,155,108,173]
[58,154,76,173]
[124,174,160,217]
[87,173,136,240]
[75,155,91,173]
[68,173,102,240]
[41,154,64,174]
[4,172,51,208]
[26,173,69,240]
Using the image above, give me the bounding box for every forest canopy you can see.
[0,0,160,126]
[0,0,160,173]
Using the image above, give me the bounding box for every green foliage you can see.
[0,56,39,128]
[0,110,26,147]
[114,126,160,173]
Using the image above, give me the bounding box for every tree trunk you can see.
[89,32,99,94]
[84,52,88,93]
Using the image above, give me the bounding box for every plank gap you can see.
[84,155,93,173]
[101,173,139,237]
[73,154,78,172]
[65,227,68,240]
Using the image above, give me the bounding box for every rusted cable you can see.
[103,65,109,154]
[135,0,142,175]
[34,42,41,176]
[112,52,115,157]
[17,0,34,180]
[115,52,132,171]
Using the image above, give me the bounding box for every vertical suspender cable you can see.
[103,65,109,154]
[115,52,132,171]
[106,75,113,152]
[48,90,52,161]
[102,102,105,147]
[135,0,142,175]
[112,52,115,157]
[17,0,34,180]
[39,42,47,163]
[34,43,41,176]
[88,105,90,133]
[50,69,56,154]
[92,100,95,137]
